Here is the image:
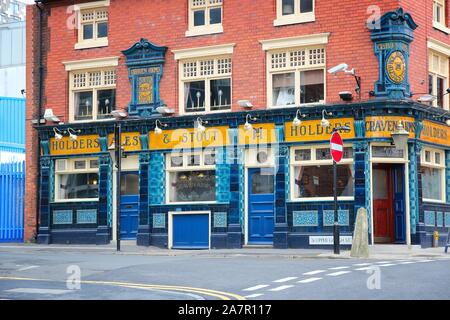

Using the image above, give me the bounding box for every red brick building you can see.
[25,0,450,249]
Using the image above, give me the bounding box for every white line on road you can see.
[399,261,416,265]
[273,277,298,283]
[353,263,371,266]
[355,267,374,271]
[328,266,350,270]
[375,261,392,264]
[243,285,269,292]
[269,285,294,292]
[245,294,264,299]
[17,266,39,272]
[303,270,326,275]
[417,260,434,263]
[6,288,70,295]
[327,271,351,277]
[297,277,322,284]
[378,264,396,267]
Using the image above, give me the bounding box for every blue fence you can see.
[0,161,25,242]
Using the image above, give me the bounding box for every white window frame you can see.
[289,145,354,202]
[165,150,217,204]
[420,147,446,203]
[54,157,100,202]
[186,0,224,37]
[429,49,449,110]
[274,0,315,27]
[74,0,110,50]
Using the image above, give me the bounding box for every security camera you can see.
[328,63,349,74]
[238,100,253,108]
[43,109,61,123]
[111,110,128,119]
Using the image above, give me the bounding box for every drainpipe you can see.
[34,1,44,242]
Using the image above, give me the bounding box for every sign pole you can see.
[333,158,340,255]
[115,122,122,252]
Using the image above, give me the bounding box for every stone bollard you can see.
[351,207,369,258]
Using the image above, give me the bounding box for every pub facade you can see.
[26,1,450,249]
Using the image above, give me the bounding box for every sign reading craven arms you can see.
[365,116,415,138]
[150,126,230,150]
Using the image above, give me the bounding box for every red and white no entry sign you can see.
[330,131,344,163]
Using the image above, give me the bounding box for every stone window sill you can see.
[433,21,450,35]
[185,25,223,37]
[274,13,315,27]
[75,39,109,50]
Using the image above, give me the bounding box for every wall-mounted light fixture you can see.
[321,109,333,128]
[53,128,63,140]
[154,119,168,135]
[391,121,409,149]
[68,128,80,142]
[293,109,306,127]
[196,117,208,133]
[244,114,258,131]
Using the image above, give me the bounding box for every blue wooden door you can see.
[393,165,406,243]
[248,168,275,244]
[172,214,209,249]
[120,172,139,240]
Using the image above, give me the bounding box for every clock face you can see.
[386,51,406,84]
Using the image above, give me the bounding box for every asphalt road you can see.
[0,246,449,300]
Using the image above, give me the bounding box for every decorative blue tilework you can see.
[323,210,350,226]
[214,212,227,228]
[445,212,450,227]
[293,211,318,227]
[153,213,166,228]
[216,148,230,203]
[53,210,73,225]
[149,153,165,205]
[76,210,97,224]
[408,143,420,234]
[446,151,450,205]
[424,211,436,227]
[436,212,444,227]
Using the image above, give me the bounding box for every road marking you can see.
[375,261,392,264]
[417,260,434,263]
[399,261,416,265]
[243,285,269,292]
[303,270,326,276]
[327,271,351,277]
[355,267,374,271]
[328,266,349,270]
[0,276,245,300]
[245,294,264,299]
[273,277,298,283]
[17,266,39,272]
[269,285,294,292]
[378,264,396,267]
[298,277,322,284]
[5,288,70,295]
[353,263,371,266]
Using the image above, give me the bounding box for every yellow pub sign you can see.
[149,126,230,150]
[365,116,416,138]
[238,123,277,145]
[285,118,355,142]
[421,120,450,147]
[49,135,101,156]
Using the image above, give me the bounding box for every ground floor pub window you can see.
[290,145,354,200]
[166,150,217,203]
[420,147,446,202]
[55,158,99,201]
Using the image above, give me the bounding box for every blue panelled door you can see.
[120,172,139,240]
[393,165,406,243]
[172,214,209,249]
[248,168,275,244]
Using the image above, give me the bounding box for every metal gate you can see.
[0,161,25,242]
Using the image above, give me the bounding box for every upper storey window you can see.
[186,0,223,37]
[433,0,450,34]
[74,1,110,50]
[429,50,449,110]
[274,0,315,27]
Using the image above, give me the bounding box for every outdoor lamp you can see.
[53,128,63,140]
[154,119,167,135]
[244,114,257,131]
[391,121,409,149]
[68,128,80,142]
[293,109,306,127]
[196,117,207,133]
[446,119,450,127]
[321,109,332,128]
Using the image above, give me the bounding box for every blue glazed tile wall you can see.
[149,152,165,205]
[53,210,73,225]
[322,210,350,226]
[76,209,97,224]
[292,211,318,227]
[216,148,230,203]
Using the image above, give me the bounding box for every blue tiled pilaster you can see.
[273,124,288,249]
[137,152,151,246]
[216,148,230,203]
[353,142,367,212]
[227,127,243,248]
[96,155,111,244]
[408,142,421,235]
[446,150,450,204]
[149,152,165,205]
[37,157,52,244]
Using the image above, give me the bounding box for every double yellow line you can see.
[0,276,245,300]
